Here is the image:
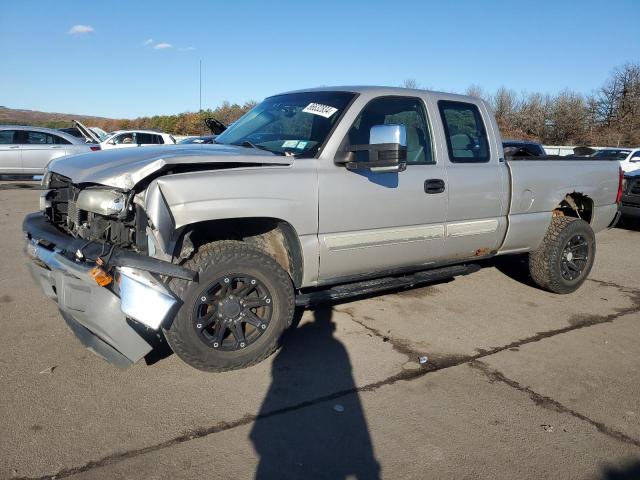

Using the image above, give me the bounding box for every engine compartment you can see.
[44,173,147,252]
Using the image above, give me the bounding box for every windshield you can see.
[592,149,631,159]
[214,91,356,155]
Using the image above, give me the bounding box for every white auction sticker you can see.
[302,103,338,118]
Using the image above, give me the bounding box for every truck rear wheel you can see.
[528,216,596,294]
[164,240,295,372]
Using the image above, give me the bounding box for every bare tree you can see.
[402,79,420,89]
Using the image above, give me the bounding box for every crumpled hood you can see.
[48,144,292,190]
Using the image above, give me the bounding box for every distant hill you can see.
[0,100,256,135]
[0,106,116,128]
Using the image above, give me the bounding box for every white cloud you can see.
[68,25,94,35]
[153,43,173,50]
[178,46,196,51]
[143,38,154,45]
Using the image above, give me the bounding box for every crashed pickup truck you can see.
[23,86,623,371]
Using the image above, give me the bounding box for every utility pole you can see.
[199,59,202,112]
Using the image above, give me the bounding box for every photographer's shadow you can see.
[250,307,380,480]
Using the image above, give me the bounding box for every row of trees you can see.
[460,63,640,146]
[85,100,258,136]
[33,62,638,146]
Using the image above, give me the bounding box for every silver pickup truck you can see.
[23,86,623,371]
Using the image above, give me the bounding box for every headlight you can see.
[622,178,627,192]
[41,170,52,188]
[77,189,127,216]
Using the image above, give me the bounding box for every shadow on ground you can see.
[249,307,381,479]
[599,459,640,479]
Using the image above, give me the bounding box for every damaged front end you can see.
[24,173,195,367]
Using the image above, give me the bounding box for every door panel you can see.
[318,165,447,281]
[318,95,447,282]
[21,131,66,173]
[436,100,507,260]
[0,130,21,173]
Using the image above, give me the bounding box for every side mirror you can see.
[344,124,407,172]
[107,139,116,145]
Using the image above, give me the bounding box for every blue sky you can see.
[0,0,638,118]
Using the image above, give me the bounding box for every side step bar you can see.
[295,263,480,307]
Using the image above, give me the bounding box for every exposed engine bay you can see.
[42,173,148,253]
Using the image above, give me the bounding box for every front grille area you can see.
[630,179,640,195]
[48,173,83,229]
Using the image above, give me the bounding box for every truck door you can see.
[318,95,448,282]
[435,99,508,260]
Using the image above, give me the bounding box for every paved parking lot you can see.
[1,180,639,480]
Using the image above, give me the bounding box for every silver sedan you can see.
[0,125,99,175]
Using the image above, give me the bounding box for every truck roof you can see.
[279,85,476,101]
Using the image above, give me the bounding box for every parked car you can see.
[591,148,640,173]
[0,125,99,175]
[502,140,546,158]
[619,169,640,220]
[618,148,640,173]
[179,135,217,144]
[74,120,175,149]
[24,86,622,371]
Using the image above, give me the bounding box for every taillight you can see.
[616,167,624,203]
[90,145,101,151]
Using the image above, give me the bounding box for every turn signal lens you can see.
[90,267,112,287]
[616,167,624,204]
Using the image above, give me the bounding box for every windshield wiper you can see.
[233,141,285,155]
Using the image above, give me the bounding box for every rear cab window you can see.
[438,100,490,163]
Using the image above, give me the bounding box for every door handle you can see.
[424,179,445,194]
[9,145,19,149]
[50,146,62,149]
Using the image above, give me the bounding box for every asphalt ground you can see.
[1,179,639,480]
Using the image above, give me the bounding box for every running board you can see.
[295,263,480,307]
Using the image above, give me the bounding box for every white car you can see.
[75,121,176,150]
[591,148,640,173]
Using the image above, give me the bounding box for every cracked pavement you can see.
[1,181,639,479]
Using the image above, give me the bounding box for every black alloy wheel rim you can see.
[560,234,589,281]
[192,274,273,351]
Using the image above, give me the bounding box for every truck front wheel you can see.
[164,240,295,372]
[528,216,596,294]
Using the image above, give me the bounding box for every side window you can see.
[115,133,134,144]
[438,100,490,163]
[0,130,16,144]
[632,151,640,159]
[136,133,153,144]
[347,96,433,164]
[25,131,52,144]
[154,135,164,144]
[51,134,71,145]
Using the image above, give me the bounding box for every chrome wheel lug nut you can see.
[240,342,246,348]
[201,296,207,302]
[213,342,219,348]
[261,324,267,330]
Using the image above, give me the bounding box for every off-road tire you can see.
[528,216,596,294]
[164,240,295,372]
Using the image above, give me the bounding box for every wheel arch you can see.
[552,191,594,224]
[172,217,305,288]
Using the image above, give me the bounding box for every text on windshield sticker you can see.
[302,103,338,118]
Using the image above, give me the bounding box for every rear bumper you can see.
[619,201,640,219]
[23,212,190,367]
